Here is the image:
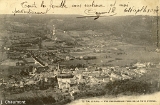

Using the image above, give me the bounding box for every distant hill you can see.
[97,16,159,45]
[0,14,159,46]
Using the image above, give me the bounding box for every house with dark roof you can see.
[36,66,49,73]
[23,58,35,64]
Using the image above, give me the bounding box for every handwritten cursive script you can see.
[12,8,47,16]
[11,0,159,17]
[45,0,67,13]
[12,0,67,15]
[77,7,117,20]
[21,1,37,8]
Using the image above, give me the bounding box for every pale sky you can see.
[0,0,160,16]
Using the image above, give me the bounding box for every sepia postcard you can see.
[0,0,160,105]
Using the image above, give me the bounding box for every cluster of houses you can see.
[1,43,151,92]
[53,62,150,95]
[0,59,154,101]
[1,62,150,86]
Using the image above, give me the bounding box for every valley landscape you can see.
[0,14,160,105]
